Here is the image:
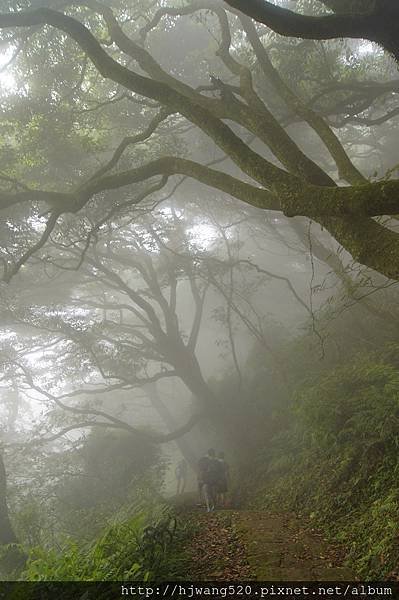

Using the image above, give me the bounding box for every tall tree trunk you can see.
[145,383,198,468]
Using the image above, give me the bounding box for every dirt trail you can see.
[186,510,354,581]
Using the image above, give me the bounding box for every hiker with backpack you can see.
[197,448,220,512]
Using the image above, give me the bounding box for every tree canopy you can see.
[0,0,399,281]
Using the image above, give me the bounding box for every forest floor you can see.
[183,509,354,581]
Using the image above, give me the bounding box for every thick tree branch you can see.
[0,7,295,191]
[78,157,278,210]
[240,16,366,185]
[223,0,374,37]
[222,0,399,61]
[138,1,336,187]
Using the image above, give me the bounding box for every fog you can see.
[0,0,399,585]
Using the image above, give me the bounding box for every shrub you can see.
[257,344,399,578]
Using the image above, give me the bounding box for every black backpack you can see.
[206,458,223,483]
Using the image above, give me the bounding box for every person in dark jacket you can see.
[197,448,219,512]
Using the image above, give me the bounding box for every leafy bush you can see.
[23,506,186,581]
[256,344,399,578]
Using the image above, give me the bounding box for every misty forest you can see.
[0,0,399,584]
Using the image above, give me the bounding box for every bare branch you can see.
[3,211,62,282]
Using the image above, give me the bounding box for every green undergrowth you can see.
[251,343,399,579]
[21,504,193,582]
